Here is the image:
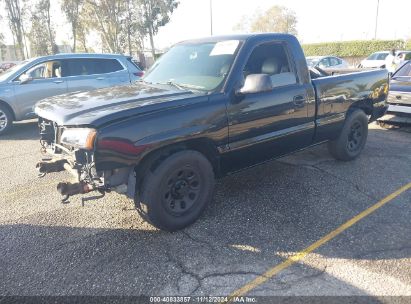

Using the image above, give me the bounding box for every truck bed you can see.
[311,69,389,141]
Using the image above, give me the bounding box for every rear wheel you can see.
[328,109,368,161]
[135,150,215,231]
[0,104,13,135]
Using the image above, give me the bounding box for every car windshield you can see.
[0,60,29,82]
[143,40,241,91]
[367,52,388,60]
[306,58,320,67]
[393,61,411,77]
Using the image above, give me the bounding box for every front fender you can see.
[94,94,229,171]
[0,85,17,120]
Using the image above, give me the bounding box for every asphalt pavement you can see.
[0,120,410,300]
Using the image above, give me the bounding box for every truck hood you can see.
[35,82,198,127]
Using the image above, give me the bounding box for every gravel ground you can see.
[0,120,410,299]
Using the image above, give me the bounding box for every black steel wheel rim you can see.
[162,166,201,215]
[347,121,363,152]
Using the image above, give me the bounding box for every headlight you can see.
[60,128,97,150]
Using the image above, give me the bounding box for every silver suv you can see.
[0,53,143,134]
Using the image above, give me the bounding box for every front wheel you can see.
[135,150,215,231]
[328,109,368,161]
[0,104,13,135]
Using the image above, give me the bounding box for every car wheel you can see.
[135,150,215,231]
[328,109,368,161]
[0,104,13,135]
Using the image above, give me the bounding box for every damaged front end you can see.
[36,118,107,203]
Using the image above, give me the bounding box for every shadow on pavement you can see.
[0,120,38,141]
[0,222,398,297]
[0,127,410,296]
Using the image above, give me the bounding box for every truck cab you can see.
[34,34,388,231]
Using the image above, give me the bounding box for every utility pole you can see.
[374,0,380,39]
[210,0,213,36]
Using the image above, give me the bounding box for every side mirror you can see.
[237,74,273,95]
[19,74,33,84]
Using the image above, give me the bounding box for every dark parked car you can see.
[35,34,388,231]
[0,62,17,73]
[378,60,411,124]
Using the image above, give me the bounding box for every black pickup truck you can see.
[35,34,388,231]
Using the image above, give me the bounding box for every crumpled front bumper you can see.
[37,117,107,202]
[36,155,101,202]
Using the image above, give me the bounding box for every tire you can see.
[328,109,368,161]
[135,150,215,231]
[0,104,13,135]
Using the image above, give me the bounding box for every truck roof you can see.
[179,33,297,44]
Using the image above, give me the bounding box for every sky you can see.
[155,0,411,48]
[1,0,411,50]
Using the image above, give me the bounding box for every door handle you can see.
[96,77,105,80]
[53,80,64,84]
[396,95,402,100]
[293,95,305,106]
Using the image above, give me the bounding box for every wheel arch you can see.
[347,99,373,117]
[136,137,221,177]
[0,99,16,121]
[127,137,220,200]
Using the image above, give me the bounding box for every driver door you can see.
[224,42,314,172]
[14,60,68,119]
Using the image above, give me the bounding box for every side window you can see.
[96,59,124,73]
[244,42,296,88]
[377,53,388,60]
[65,59,96,76]
[65,58,124,76]
[319,58,330,68]
[19,60,63,80]
[395,62,411,77]
[329,57,339,66]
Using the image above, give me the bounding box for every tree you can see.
[61,0,84,52]
[41,0,58,54]
[234,5,298,36]
[29,0,58,55]
[76,16,90,52]
[0,30,5,61]
[3,0,27,59]
[138,0,179,58]
[121,0,144,56]
[29,15,50,56]
[84,0,127,53]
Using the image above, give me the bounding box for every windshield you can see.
[143,40,241,91]
[0,60,29,82]
[393,61,411,77]
[306,58,320,67]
